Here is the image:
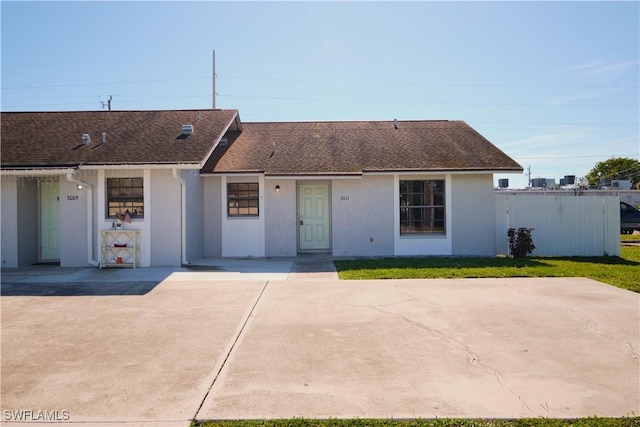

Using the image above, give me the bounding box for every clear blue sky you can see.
[2,1,638,189]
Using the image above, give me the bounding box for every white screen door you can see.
[40,181,60,260]
[298,183,330,251]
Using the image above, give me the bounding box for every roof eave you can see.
[362,168,524,174]
[265,172,363,177]
[79,163,202,170]
[1,167,77,176]
[197,110,240,170]
[202,169,265,175]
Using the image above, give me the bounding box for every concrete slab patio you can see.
[199,277,640,420]
[1,278,268,426]
[1,266,638,426]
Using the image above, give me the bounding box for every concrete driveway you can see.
[1,264,638,425]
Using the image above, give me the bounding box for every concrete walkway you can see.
[1,261,639,426]
[0,256,338,296]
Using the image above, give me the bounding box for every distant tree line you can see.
[586,157,640,189]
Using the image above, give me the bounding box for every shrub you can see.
[507,227,536,258]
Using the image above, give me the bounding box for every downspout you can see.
[66,172,99,267]
[172,169,188,265]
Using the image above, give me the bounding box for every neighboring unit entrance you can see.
[40,181,60,261]
[298,183,330,252]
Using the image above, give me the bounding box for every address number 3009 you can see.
[67,195,79,201]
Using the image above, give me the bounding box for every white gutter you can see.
[363,169,524,176]
[79,164,201,171]
[1,168,75,176]
[66,172,99,267]
[172,168,188,265]
[2,165,200,176]
[264,174,363,180]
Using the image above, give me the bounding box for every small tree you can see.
[585,157,640,188]
[507,228,535,258]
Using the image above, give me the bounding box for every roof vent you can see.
[181,124,194,135]
[101,132,107,143]
[81,134,91,145]
[393,119,398,129]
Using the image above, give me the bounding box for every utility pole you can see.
[100,95,112,111]
[212,49,216,109]
[527,165,532,187]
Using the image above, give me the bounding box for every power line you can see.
[2,76,210,90]
[217,75,640,89]
[3,73,639,91]
[218,93,637,107]
[3,52,636,69]
[1,54,206,69]
[5,91,638,110]
[515,154,639,160]
[1,95,211,109]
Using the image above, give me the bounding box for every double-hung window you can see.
[106,177,144,218]
[400,180,445,234]
[227,183,259,217]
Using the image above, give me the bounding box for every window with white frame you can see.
[106,177,144,218]
[399,180,445,234]
[227,182,259,217]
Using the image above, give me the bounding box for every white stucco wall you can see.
[72,169,99,265]
[203,176,223,257]
[1,175,97,267]
[59,178,89,267]
[332,176,395,256]
[1,176,19,267]
[183,169,204,262]
[451,174,496,256]
[202,172,502,259]
[393,174,453,256]
[98,169,153,267]
[149,169,181,266]
[17,179,39,266]
[265,179,297,256]
[221,175,265,257]
[95,168,188,267]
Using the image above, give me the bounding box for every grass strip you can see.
[195,417,639,427]
[335,247,640,293]
[620,234,640,242]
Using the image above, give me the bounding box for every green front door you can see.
[298,183,330,252]
[40,181,60,260]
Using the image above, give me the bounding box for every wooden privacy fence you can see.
[495,193,620,257]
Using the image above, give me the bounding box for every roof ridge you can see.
[242,119,455,125]
[1,109,238,114]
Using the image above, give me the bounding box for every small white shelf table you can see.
[100,229,140,268]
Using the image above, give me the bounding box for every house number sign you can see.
[340,195,350,201]
[67,195,80,201]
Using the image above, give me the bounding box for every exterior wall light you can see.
[77,184,84,190]
[275,185,280,193]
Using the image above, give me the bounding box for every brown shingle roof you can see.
[203,120,522,175]
[1,109,237,169]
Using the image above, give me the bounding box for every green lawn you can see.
[621,233,640,242]
[335,246,640,293]
[195,418,639,427]
[197,246,639,427]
